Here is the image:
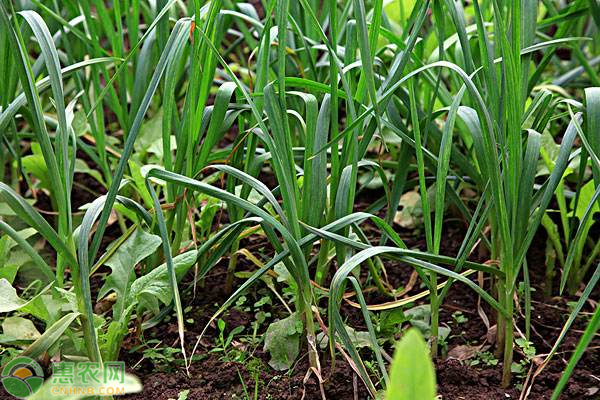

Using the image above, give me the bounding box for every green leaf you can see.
[571,181,600,220]
[1,228,37,253]
[317,325,372,349]
[74,159,105,188]
[0,225,50,283]
[135,108,166,159]
[274,261,296,290]
[585,87,600,185]
[71,110,89,137]
[263,312,303,370]
[386,328,436,400]
[0,265,20,284]
[22,145,50,192]
[98,228,161,318]
[384,0,417,28]
[128,250,197,315]
[0,278,50,315]
[0,316,41,343]
[20,312,79,359]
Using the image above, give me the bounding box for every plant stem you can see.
[303,299,319,370]
[501,253,514,387]
[430,274,439,357]
[501,285,514,387]
[225,239,240,295]
[544,239,556,298]
[315,239,331,286]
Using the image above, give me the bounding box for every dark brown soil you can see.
[117,195,599,400]
[120,243,369,400]
[124,352,366,400]
[6,180,596,400]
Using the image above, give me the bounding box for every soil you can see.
[115,188,600,400]
[124,352,366,400]
[120,247,369,400]
[3,168,597,399]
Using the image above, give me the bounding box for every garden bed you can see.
[118,215,599,399]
